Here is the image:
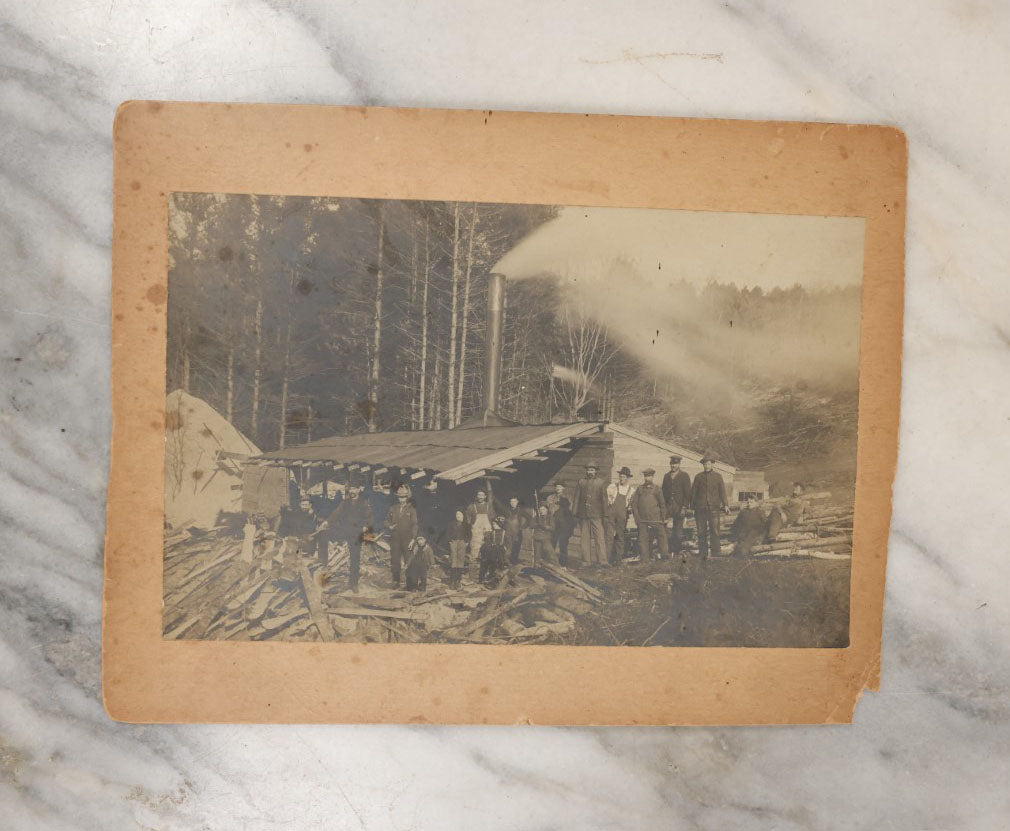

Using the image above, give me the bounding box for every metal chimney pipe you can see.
[484,272,506,414]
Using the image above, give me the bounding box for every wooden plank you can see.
[299,565,336,640]
[328,606,417,620]
[451,591,530,638]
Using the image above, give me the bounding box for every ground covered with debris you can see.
[163,497,852,647]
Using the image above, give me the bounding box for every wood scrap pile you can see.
[163,524,606,644]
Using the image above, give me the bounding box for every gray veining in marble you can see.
[2,1,1008,828]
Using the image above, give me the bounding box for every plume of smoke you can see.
[495,208,863,410]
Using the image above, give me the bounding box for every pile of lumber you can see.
[675,493,854,561]
[162,525,605,644]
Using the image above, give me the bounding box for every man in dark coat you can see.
[731,496,766,557]
[692,453,729,558]
[501,496,531,566]
[550,487,576,567]
[385,485,418,587]
[321,484,373,591]
[661,455,692,554]
[630,468,669,562]
[572,463,608,566]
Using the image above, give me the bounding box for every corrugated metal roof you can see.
[255,423,602,477]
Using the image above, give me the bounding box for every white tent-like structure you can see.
[164,390,260,529]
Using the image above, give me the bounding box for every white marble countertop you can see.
[2,1,1008,828]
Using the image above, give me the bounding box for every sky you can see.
[494,206,866,290]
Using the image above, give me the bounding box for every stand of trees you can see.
[167,193,860,473]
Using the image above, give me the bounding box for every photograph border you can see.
[105,102,906,724]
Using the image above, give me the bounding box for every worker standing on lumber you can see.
[731,496,766,556]
[320,483,373,592]
[547,483,575,567]
[661,455,692,555]
[692,453,730,559]
[441,509,471,589]
[404,534,434,592]
[573,463,608,567]
[630,469,669,562]
[386,485,418,587]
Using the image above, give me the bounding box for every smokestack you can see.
[484,272,506,415]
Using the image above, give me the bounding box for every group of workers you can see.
[263,454,810,594]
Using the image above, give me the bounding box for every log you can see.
[751,534,850,554]
[299,565,336,640]
[754,548,851,560]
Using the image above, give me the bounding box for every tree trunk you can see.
[431,350,441,431]
[368,208,385,433]
[446,202,461,428]
[455,205,478,425]
[418,219,430,429]
[250,297,263,442]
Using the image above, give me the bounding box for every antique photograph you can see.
[163,193,864,648]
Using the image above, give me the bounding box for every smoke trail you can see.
[495,207,863,402]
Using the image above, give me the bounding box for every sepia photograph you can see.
[162,192,864,648]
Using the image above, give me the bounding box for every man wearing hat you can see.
[385,484,418,586]
[630,468,669,561]
[572,463,608,566]
[320,483,373,591]
[661,455,692,555]
[691,453,729,559]
[608,466,634,564]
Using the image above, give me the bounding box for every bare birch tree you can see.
[367,206,385,433]
[455,204,478,425]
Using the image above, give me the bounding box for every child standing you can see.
[442,510,471,589]
[404,534,434,592]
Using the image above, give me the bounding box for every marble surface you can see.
[2,1,1008,827]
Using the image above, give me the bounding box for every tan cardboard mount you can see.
[105,102,906,725]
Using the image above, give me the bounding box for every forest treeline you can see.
[167,194,860,471]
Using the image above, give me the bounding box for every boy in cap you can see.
[385,484,418,587]
[630,468,669,561]
[404,534,434,592]
[478,520,507,586]
[691,453,729,558]
[661,455,692,554]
